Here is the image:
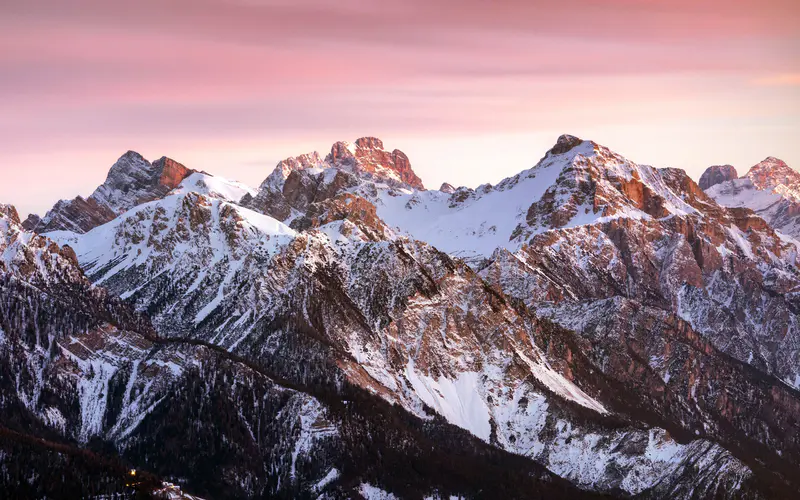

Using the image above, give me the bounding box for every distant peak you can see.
[260,152,326,191]
[439,182,456,194]
[699,164,738,191]
[106,152,193,187]
[745,156,798,191]
[549,134,584,155]
[749,157,790,172]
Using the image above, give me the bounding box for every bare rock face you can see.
[27,151,195,234]
[21,213,41,231]
[439,182,456,194]
[549,134,583,155]
[35,196,118,234]
[327,137,425,190]
[153,156,193,191]
[92,152,195,211]
[699,165,738,190]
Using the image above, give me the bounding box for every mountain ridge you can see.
[4,134,800,498]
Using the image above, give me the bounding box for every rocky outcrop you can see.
[699,164,738,190]
[549,134,583,155]
[29,196,119,234]
[153,156,193,191]
[291,193,392,241]
[26,151,195,234]
[327,137,425,190]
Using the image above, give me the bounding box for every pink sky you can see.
[1,0,798,217]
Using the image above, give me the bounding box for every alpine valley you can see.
[2,135,799,499]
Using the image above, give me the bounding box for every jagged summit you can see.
[699,164,738,190]
[93,151,194,205]
[261,137,425,193]
[548,134,585,155]
[326,136,425,190]
[246,133,715,260]
[25,151,196,234]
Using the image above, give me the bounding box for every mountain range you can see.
[2,135,799,499]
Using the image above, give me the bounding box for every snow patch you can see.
[359,483,399,500]
[404,362,492,440]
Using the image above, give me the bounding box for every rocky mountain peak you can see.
[745,156,799,191]
[259,152,326,192]
[259,137,425,195]
[0,203,20,224]
[699,164,738,190]
[27,151,197,234]
[21,213,41,231]
[326,137,425,190]
[99,152,193,195]
[439,182,456,194]
[102,150,151,184]
[549,134,585,155]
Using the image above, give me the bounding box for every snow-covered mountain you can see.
[705,157,800,238]
[4,135,800,498]
[245,134,705,261]
[3,198,595,499]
